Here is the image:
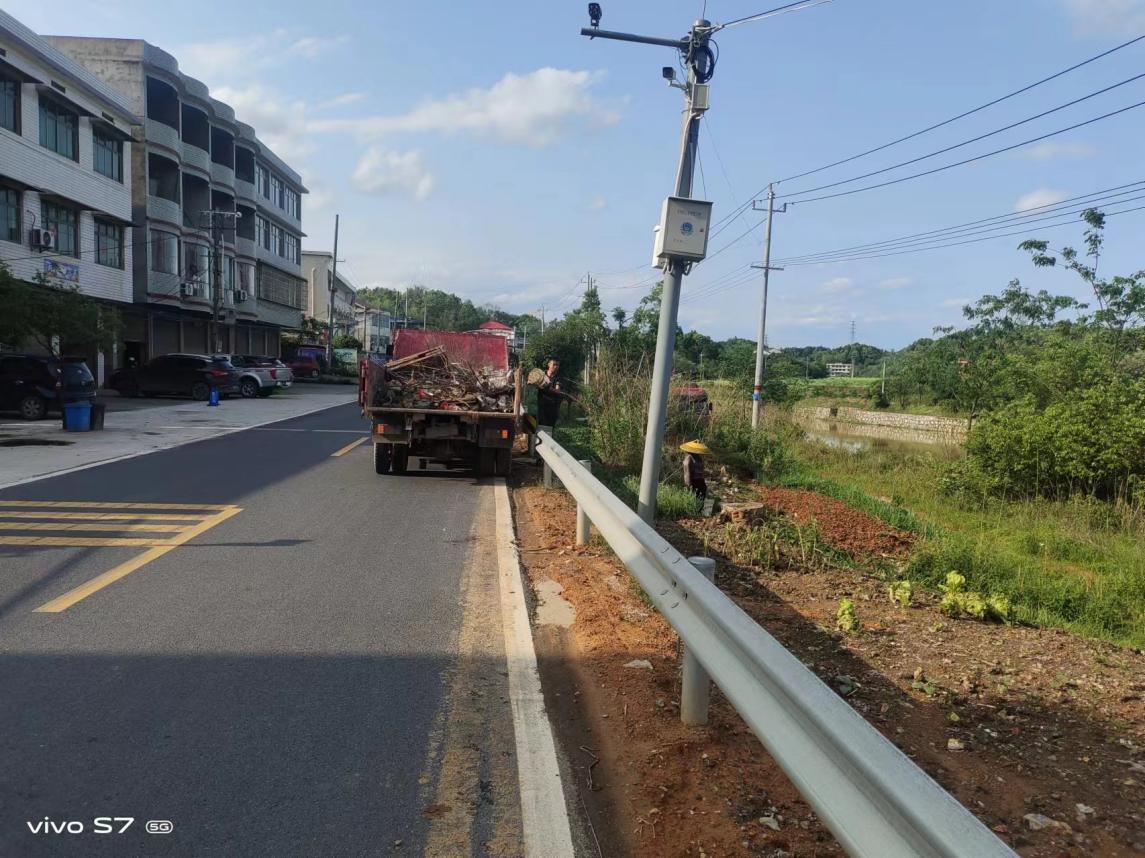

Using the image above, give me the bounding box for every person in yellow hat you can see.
[680,440,710,501]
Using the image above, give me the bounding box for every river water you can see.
[798,416,963,456]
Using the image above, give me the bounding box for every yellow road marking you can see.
[0,501,230,510]
[0,511,210,521]
[330,436,369,457]
[2,536,178,547]
[34,506,242,613]
[0,522,188,533]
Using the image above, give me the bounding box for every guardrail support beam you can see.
[539,426,555,487]
[681,556,716,726]
[575,460,593,545]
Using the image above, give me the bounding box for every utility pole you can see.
[203,209,240,354]
[749,183,786,428]
[327,213,340,367]
[537,305,547,334]
[582,13,714,524]
[850,318,856,376]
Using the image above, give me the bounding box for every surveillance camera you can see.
[588,3,602,27]
[662,66,676,81]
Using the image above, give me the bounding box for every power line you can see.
[777,72,1145,201]
[715,0,833,31]
[779,32,1145,185]
[779,202,1145,267]
[774,180,1145,263]
[709,32,1145,230]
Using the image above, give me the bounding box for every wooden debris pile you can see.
[377,347,515,411]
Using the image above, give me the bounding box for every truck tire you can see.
[495,447,512,476]
[373,442,391,475]
[392,447,410,474]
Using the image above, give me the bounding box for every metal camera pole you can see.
[581,10,713,524]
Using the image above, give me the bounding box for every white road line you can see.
[0,397,357,491]
[492,479,576,858]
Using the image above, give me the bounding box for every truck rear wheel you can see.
[495,447,512,476]
[392,447,410,474]
[374,443,391,475]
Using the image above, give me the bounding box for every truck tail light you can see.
[377,424,386,434]
[269,369,278,379]
[501,429,509,439]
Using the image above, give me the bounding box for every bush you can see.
[966,379,1145,502]
[619,475,702,519]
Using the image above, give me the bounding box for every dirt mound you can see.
[754,486,914,560]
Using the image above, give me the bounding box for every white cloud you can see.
[317,92,367,110]
[820,276,854,293]
[1062,0,1145,35]
[1017,141,1096,160]
[942,297,971,308]
[878,277,912,290]
[353,149,436,201]
[211,84,314,163]
[177,30,348,83]
[1015,188,1070,212]
[309,68,620,147]
[590,196,608,210]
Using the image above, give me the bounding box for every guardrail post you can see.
[539,426,555,487]
[575,460,592,545]
[681,556,716,726]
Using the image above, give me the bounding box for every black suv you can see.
[0,354,97,420]
[110,354,240,401]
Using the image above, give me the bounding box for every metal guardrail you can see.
[535,431,1015,858]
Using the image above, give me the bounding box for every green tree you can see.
[0,265,120,356]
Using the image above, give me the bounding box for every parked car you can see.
[0,354,96,420]
[224,355,294,398]
[110,354,239,401]
[289,355,322,380]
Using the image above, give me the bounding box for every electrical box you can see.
[691,84,710,112]
[652,196,713,263]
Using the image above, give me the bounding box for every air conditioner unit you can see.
[234,290,249,303]
[181,283,202,298]
[30,228,54,251]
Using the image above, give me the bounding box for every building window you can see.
[258,264,303,308]
[270,175,284,210]
[93,130,123,182]
[269,223,282,257]
[39,97,78,160]
[185,242,210,286]
[1,74,19,134]
[0,187,20,243]
[256,163,270,198]
[95,220,124,268]
[41,201,77,257]
[238,261,255,294]
[255,214,270,250]
[149,229,179,273]
[224,256,235,293]
[284,187,300,219]
[283,233,299,264]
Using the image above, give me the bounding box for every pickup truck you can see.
[362,329,520,476]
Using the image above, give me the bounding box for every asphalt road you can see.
[0,403,524,857]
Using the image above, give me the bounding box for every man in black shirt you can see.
[536,358,564,428]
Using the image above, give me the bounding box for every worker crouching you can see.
[680,440,710,502]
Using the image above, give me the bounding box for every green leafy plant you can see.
[888,580,913,608]
[937,571,1011,623]
[836,598,859,633]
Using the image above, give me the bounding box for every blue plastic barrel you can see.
[63,401,92,432]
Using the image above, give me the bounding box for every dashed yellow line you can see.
[0,522,188,533]
[330,436,369,457]
[0,511,210,521]
[33,505,243,613]
[0,501,230,510]
[3,536,178,547]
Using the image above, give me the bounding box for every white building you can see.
[353,303,391,354]
[301,251,358,342]
[0,11,138,381]
[47,35,307,360]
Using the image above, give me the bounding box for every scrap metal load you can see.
[378,346,515,411]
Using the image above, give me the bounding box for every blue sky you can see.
[8,0,1145,347]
